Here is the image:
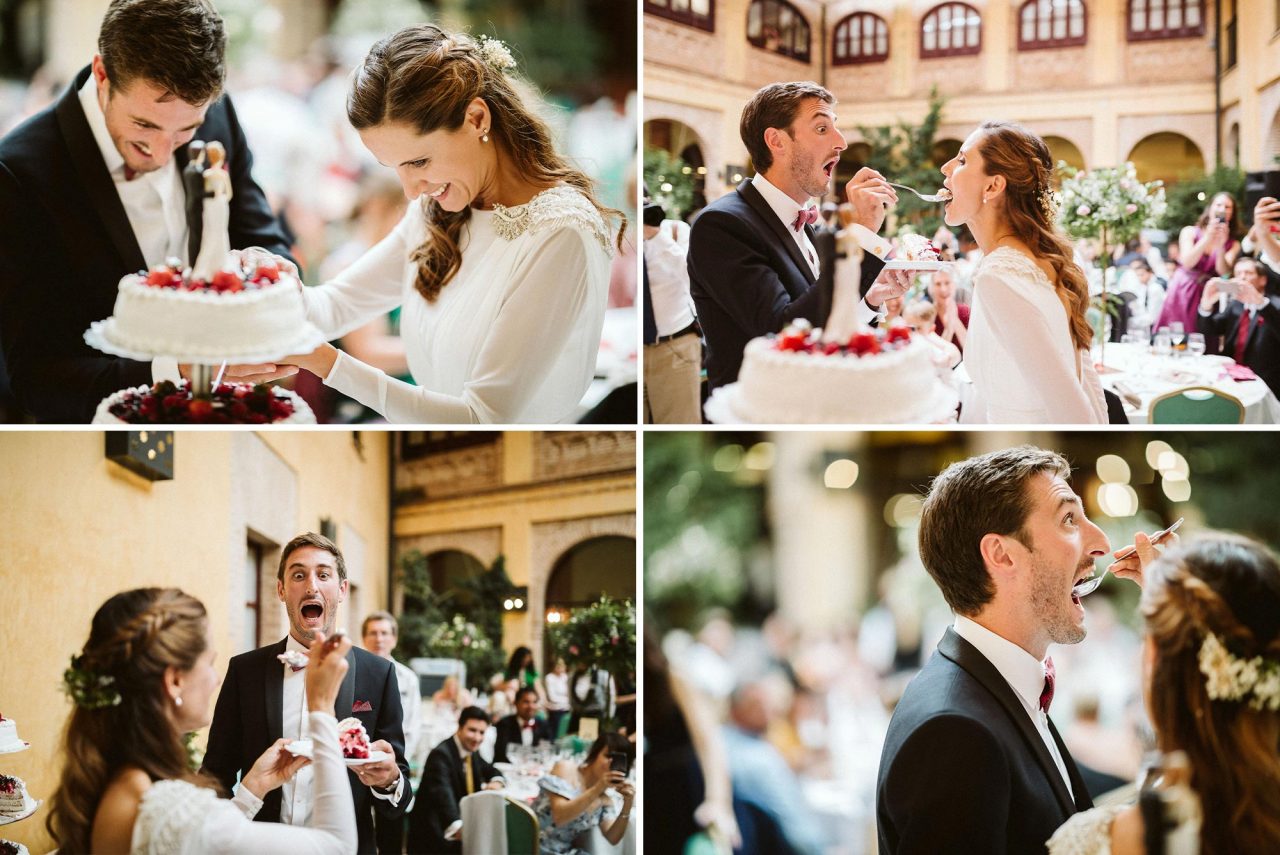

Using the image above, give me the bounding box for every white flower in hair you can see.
[478,35,516,71]
[1198,631,1280,711]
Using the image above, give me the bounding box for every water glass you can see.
[1187,333,1206,358]
[1153,328,1172,358]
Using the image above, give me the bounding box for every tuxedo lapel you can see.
[938,629,1077,816]
[53,70,145,273]
[265,638,287,740]
[1048,716,1093,810]
[736,180,817,287]
[337,647,357,719]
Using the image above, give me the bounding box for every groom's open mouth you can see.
[822,158,838,180]
[300,600,325,627]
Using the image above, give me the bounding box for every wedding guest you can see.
[203,533,411,855]
[1155,192,1242,331]
[879,446,1109,853]
[488,674,518,720]
[543,657,572,738]
[1049,534,1280,854]
[407,706,504,854]
[1197,257,1280,394]
[926,267,969,354]
[361,610,422,855]
[643,196,702,424]
[1251,196,1280,273]
[1120,258,1167,335]
[532,733,635,855]
[687,81,911,394]
[0,0,294,422]
[493,686,553,764]
[506,645,543,695]
[432,673,473,710]
[904,301,961,369]
[47,588,356,853]
[228,25,624,424]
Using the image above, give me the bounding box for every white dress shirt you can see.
[77,72,185,383]
[750,172,883,326]
[280,635,315,826]
[952,615,1074,797]
[642,220,696,337]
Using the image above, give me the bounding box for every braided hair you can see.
[1141,534,1280,855]
[48,588,220,852]
[346,24,625,304]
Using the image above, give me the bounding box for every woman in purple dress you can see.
[1155,192,1242,331]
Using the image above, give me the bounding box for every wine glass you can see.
[1187,332,1206,358]
[1169,321,1186,355]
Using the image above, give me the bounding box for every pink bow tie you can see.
[1039,657,1055,714]
[522,721,535,729]
[792,206,819,231]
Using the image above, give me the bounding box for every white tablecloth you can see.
[1097,342,1280,424]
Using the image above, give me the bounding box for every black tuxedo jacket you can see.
[0,65,295,422]
[492,713,553,764]
[687,180,885,392]
[407,735,502,854]
[202,638,411,855]
[876,628,1092,855]
[1196,296,1280,397]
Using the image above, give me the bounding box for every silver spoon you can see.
[1074,517,1184,597]
[888,182,951,203]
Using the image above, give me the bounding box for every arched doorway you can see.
[1044,135,1086,175]
[1226,123,1240,168]
[1264,109,1280,167]
[543,535,636,666]
[931,138,962,168]
[644,119,708,217]
[1127,132,1205,186]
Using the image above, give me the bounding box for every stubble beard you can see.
[790,148,829,200]
[1030,555,1088,646]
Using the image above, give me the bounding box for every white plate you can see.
[345,750,392,767]
[882,260,952,271]
[0,741,30,755]
[0,799,41,826]
[283,739,313,759]
[84,319,328,365]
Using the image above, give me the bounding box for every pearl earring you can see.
[481,130,490,143]
[174,695,183,707]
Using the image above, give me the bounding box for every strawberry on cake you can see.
[93,380,314,425]
[337,717,371,760]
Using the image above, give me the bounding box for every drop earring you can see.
[481,129,490,143]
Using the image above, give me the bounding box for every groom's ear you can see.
[979,532,1018,587]
[763,126,787,159]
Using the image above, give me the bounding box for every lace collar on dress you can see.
[491,185,613,252]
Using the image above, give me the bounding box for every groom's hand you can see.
[352,739,400,790]
[864,268,912,309]
[844,167,898,234]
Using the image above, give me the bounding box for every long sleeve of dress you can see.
[131,713,358,855]
[320,226,596,424]
[975,264,1105,423]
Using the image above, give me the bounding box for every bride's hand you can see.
[240,738,310,799]
[222,363,300,384]
[230,247,300,282]
[224,345,339,383]
[844,167,897,234]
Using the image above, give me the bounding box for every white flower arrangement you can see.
[1197,632,1280,712]
[1057,161,1167,244]
[478,35,516,72]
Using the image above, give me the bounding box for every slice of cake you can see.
[0,715,27,753]
[0,775,35,819]
[898,233,941,262]
[337,717,371,760]
[1,839,31,855]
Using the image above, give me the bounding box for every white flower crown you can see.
[1198,632,1280,711]
[478,35,516,71]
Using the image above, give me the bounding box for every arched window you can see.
[921,3,982,58]
[747,0,812,62]
[645,0,714,33]
[1127,0,1204,41]
[1018,0,1087,49]
[833,12,890,65]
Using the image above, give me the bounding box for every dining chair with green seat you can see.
[1148,386,1245,424]
[505,795,540,855]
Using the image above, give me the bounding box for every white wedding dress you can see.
[301,185,613,424]
[130,712,356,854]
[960,247,1107,423]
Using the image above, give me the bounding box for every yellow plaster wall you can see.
[0,430,389,854]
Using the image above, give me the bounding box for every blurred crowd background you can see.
[643,429,1280,855]
[0,0,638,422]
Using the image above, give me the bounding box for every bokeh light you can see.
[824,459,859,489]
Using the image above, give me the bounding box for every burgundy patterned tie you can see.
[792,206,819,231]
[1039,657,1055,714]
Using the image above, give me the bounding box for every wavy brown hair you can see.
[346,24,624,303]
[1193,191,1243,243]
[975,121,1093,353]
[1141,534,1280,855]
[48,588,221,853]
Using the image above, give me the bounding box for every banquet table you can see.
[1096,342,1280,424]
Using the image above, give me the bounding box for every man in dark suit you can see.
[203,533,411,855]
[1197,257,1280,395]
[493,686,553,764]
[0,0,294,422]
[688,80,912,393]
[878,446,1111,854]
[407,706,504,854]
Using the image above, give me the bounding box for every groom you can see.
[203,533,412,855]
[0,0,294,422]
[688,81,909,394]
[877,446,1107,853]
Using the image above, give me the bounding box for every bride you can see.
[47,588,357,854]
[230,25,623,423]
[940,121,1106,423]
[1049,534,1280,854]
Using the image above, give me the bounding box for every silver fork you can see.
[888,182,951,203]
[1074,517,1185,597]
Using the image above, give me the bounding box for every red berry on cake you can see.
[337,717,372,759]
[256,261,281,283]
